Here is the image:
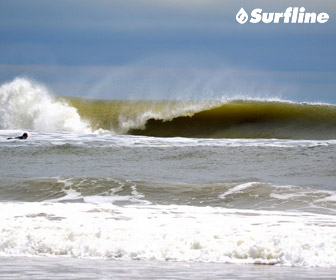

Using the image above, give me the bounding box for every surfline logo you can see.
[236,7,329,24]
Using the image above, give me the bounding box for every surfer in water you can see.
[7,132,28,140]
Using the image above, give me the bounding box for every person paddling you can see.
[7,132,28,140]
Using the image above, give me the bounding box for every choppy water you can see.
[1,78,336,278]
[1,131,336,267]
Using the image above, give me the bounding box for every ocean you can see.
[0,78,336,279]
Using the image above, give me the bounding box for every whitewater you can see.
[1,78,336,279]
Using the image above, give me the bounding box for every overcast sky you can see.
[0,0,335,102]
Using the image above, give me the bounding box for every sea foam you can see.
[0,202,335,267]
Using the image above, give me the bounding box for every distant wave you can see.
[2,78,336,139]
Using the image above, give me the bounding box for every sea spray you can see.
[0,78,92,133]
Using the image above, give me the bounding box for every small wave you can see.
[0,177,150,205]
[218,182,259,199]
[1,177,335,215]
[216,182,336,215]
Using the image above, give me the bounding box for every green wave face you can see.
[66,97,336,139]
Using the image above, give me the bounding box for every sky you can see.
[0,0,335,102]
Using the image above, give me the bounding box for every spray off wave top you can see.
[2,78,336,140]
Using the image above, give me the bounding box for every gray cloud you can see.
[0,0,335,102]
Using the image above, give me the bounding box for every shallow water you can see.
[1,257,336,280]
[0,130,336,273]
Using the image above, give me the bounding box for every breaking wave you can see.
[2,78,336,140]
[128,101,336,139]
[66,91,336,140]
[0,201,335,267]
[0,78,91,133]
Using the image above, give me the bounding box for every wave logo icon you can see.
[236,8,248,24]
